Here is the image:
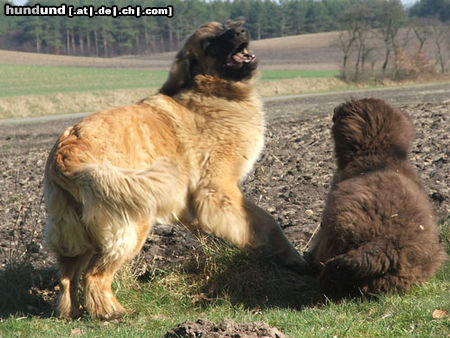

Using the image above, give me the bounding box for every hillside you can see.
[1,27,443,73]
[0,31,343,71]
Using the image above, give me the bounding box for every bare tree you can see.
[430,20,449,73]
[336,30,357,81]
[410,18,433,52]
[336,4,374,81]
[376,0,406,76]
[354,29,376,81]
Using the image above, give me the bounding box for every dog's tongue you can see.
[232,52,255,64]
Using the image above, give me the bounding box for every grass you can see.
[1,63,448,120]
[0,228,448,337]
[0,64,169,98]
[0,64,339,99]
[0,63,344,119]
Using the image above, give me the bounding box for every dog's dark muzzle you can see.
[220,26,256,70]
[223,26,250,45]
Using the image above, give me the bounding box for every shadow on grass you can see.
[0,263,57,319]
[208,253,320,310]
[190,221,450,310]
[178,239,321,311]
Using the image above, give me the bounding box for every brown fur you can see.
[306,98,446,299]
[44,21,306,320]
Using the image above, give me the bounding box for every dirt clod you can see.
[164,318,285,338]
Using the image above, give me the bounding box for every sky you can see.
[401,0,420,6]
[11,0,421,6]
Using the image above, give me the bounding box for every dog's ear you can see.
[332,104,344,123]
[225,17,245,28]
[160,49,196,96]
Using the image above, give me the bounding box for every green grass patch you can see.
[0,63,338,98]
[0,63,169,98]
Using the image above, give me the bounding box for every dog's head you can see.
[160,19,258,96]
[332,98,414,168]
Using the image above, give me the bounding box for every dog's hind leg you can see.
[193,183,308,271]
[44,185,95,318]
[57,252,93,319]
[84,259,128,320]
[319,239,399,298]
[83,220,152,320]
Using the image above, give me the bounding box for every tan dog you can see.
[44,21,306,320]
[306,98,446,299]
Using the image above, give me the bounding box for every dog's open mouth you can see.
[226,43,256,67]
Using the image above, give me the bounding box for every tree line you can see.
[0,0,448,57]
[336,0,449,81]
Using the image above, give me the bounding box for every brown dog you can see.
[44,21,306,320]
[306,98,446,299]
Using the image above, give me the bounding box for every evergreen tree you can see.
[0,0,429,57]
[410,0,450,21]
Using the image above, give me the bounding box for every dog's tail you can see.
[45,157,181,257]
[71,158,180,224]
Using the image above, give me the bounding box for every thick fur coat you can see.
[44,21,306,320]
[306,98,446,299]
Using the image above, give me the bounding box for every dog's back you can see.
[307,98,446,298]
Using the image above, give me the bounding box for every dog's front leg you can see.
[193,183,308,271]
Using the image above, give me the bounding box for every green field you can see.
[0,64,169,98]
[0,64,339,98]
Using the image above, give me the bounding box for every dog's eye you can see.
[201,39,211,51]
[332,113,340,123]
[332,109,340,123]
[204,39,220,57]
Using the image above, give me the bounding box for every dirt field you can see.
[0,84,448,334]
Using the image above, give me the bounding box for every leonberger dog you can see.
[305,98,446,299]
[44,20,307,320]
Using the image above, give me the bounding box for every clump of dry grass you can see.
[179,232,319,310]
[257,77,345,96]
